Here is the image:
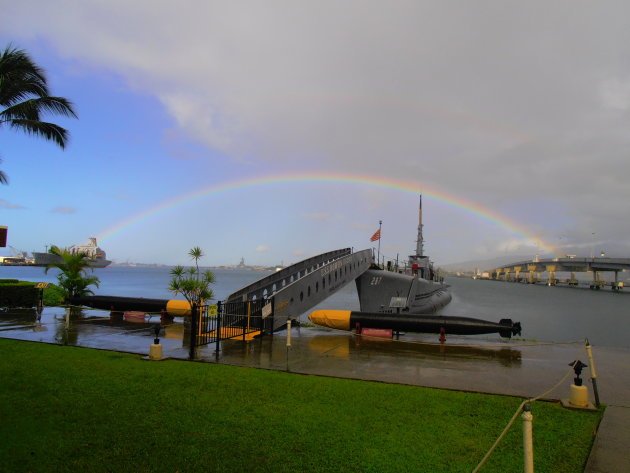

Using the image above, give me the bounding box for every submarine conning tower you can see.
[408,194,431,279]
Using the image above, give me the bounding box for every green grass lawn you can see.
[0,339,601,472]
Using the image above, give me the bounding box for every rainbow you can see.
[97,172,560,255]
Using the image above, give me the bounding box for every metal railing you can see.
[191,299,275,351]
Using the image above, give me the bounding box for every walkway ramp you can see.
[226,248,373,331]
[206,328,261,341]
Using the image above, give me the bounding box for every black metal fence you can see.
[191,298,274,350]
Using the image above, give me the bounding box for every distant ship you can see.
[355,196,452,314]
[32,237,111,268]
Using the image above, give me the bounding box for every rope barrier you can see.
[470,362,578,473]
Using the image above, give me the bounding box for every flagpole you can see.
[377,220,382,267]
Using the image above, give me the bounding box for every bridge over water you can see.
[489,257,630,290]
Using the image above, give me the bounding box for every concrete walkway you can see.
[583,406,630,473]
[1,308,628,472]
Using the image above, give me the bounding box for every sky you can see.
[1,0,630,267]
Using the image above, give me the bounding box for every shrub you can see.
[0,283,38,307]
[43,284,65,306]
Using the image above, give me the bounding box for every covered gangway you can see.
[226,248,373,330]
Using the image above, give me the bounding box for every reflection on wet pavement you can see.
[307,333,522,366]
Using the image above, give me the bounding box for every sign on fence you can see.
[261,302,272,319]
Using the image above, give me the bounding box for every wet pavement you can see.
[2,306,628,405]
[1,306,628,472]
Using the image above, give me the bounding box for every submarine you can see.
[309,309,522,339]
[70,295,192,316]
[327,196,523,339]
[356,195,452,315]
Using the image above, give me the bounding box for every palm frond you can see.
[32,96,77,118]
[203,270,215,284]
[7,119,69,148]
[0,46,48,106]
[1,99,41,121]
[170,265,184,277]
[189,246,204,260]
[0,77,48,107]
[0,45,47,89]
[1,97,77,121]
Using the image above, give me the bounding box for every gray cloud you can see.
[51,206,77,214]
[302,212,343,222]
[0,199,25,209]
[5,0,630,255]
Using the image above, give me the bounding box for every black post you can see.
[215,300,222,354]
[189,302,198,360]
[270,298,275,335]
[243,301,250,342]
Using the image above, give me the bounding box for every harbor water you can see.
[1,265,629,349]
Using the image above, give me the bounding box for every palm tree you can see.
[44,245,100,303]
[188,246,204,279]
[169,247,215,307]
[0,159,7,185]
[0,44,77,184]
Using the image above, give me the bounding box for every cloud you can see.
[0,200,25,209]
[599,77,630,111]
[161,128,205,161]
[302,212,343,222]
[351,222,371,231]
[51,206,77,214]
[495,238,538,254]
[255,245,270,252]
[5,1,630,257]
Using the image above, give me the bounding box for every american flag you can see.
[370,229,381,242]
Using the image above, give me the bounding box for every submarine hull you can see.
[70,295,193,317]
[309,310,522,338]
[356,268,452,314]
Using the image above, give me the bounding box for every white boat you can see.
[32,237,112,268]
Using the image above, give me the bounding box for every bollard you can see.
[562,360,596,410]
[286,319,292,372]
[522,403,534,473]
[149,343,163,360]
[286,319,292,347]
[149,324,163,360]
[585,339,600,408]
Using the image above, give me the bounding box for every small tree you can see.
[44,245,100,303]
[168,247,215,308]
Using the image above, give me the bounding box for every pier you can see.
[489,257,630,290]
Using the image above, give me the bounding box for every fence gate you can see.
[190,298,274,353]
